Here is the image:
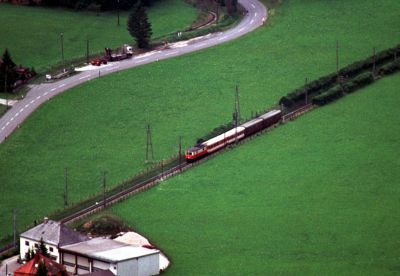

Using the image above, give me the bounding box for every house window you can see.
[49,247,53,252]
[25,241,29,246]
[34,243,38,248]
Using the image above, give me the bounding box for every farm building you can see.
[19,218,89,263]
[14,253,69,276]
[60,237,160,276]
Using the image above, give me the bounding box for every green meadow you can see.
[0,0,399,240]
[110,74,400,275]
[0,0,197,72]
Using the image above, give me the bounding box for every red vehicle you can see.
[185,109,281,162]
[91,58,107,66]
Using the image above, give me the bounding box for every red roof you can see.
[14,253,69,276]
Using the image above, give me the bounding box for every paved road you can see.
[0,0,267,144]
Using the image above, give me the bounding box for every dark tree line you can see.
[0,49,36,93]
[127,2,152,49]
[39,0,159,10]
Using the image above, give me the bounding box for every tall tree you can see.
[37,237,50,257]
[127,2,152,49]
[35,259,48,276]
[0,49,17,93]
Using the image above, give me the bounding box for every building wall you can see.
[137,254,159,276]
[20,237,59,262]
[117,259,137,276]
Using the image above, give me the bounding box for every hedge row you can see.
[312,85,344,106]
[313,72,376,106]
[339,45,400,79]
[279,44,400,108]
[378,59,400,76]
[342,72,375,94]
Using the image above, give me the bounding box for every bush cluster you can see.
[378,59,400,76]
[280,45,399,108]
[312,85,344,106]
[279,73,337,108]
[342,72,375,94]
[39,0,158,10]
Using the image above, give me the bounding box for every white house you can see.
[60,237,160,276]
[19,217,89,263]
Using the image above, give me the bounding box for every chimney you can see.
[43,217,48,224]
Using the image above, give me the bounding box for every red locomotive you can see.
[185,109,282,162]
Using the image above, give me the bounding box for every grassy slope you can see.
[0,0,399,237]
[111,74,400,275]
[0,0,197,72]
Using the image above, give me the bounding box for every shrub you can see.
[378,60,400,76]
[312,86,344,106]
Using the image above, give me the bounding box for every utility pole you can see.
[336,40,339,76]
[13,208,16,248]
[117,0,120,26]
[103,171,107,209]
[234,85,240,144]
[372,47,376,75]
[60,33,65,70]
[145,124,154,163]
[178,136,182,169]
[305,77,308,105]
[64,167,68,208]
[86,38,90,64]
[4,64,8,107]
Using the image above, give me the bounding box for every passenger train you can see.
[185,109,282,162]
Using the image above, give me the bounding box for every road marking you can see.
[141,58,149,62]
[250,19,254,24]
[79,75,90,80]
[25,104,29,108]
[10,117,14,121]
[218,37,225,41]
[36,96,41,100]
[251,3,255,8]
[51,88,56,92]
[58,83,66,88]
[30,100,35,104]
[6,122,10,126]
[255,12,257,17]
[15,112,19,117]
[239,27,245,32]
[20,108,24,112]
[1,127,5,131]
[44,92,49,96]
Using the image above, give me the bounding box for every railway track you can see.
[0,104,312,256]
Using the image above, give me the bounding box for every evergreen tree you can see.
[127,2,152,49]
[0,49,17,93]
[38,237,50,257]
[25,247,34,261]
[35,259,48,276]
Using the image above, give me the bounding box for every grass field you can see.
[0,0,399,239]
[0,0,197,72]
[109,74,400,275]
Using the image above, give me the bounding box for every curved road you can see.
[0,0,267,144]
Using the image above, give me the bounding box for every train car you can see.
[258,109,282,129]
[185,127,245,161]
[185,145,207,161]
[241,117,264,136]
[203,127,245,154]
[185,110,281,162]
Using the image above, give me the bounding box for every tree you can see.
[127,2,152,49]
[37,237,50,257]
[35,259,48,276]
[0,49,17,93]
[25,247,35,261]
